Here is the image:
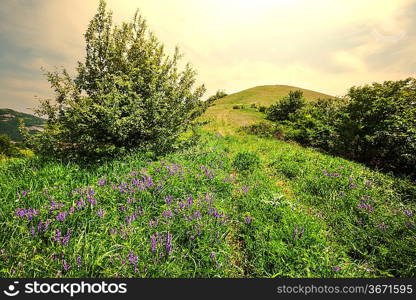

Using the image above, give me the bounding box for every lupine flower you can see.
[150,234,158,253]
[88,187,95,196]
[56,211,68,222]
[63,260,70,272]
[128,251,138,267]
[166,232,173,254]
[62,231,71,246]
[165,195,173,205]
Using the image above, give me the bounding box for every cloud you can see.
[0,0,415,113]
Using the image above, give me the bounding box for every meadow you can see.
[1,127,415,277]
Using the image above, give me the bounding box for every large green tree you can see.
[32,0,206,159]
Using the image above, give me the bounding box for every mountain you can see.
[0,108,45,141]
[202,85,333,134]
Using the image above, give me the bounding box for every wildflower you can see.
[242,186,250,193]
[348,177,353,182]
[128,251,138,267]
[88,187,95,196]
[193,210,202,220]
[165,195,173,205]
[76,255,82,268]
[97,209,106,218]
[166,232,173,254]
[333,266,341,273]
[377,224,389,231]
[69,206,75,214]
[404,210,413,217]
[244,216,252,224]
[31,226,35,238]
[187,195,194,207]
[365,180,373,187]
[87,197,97,205]
[98,179,107,186]
[56,211,68,222]
[210,252,216,261]
[162,210,173,219]
[62,231,71,246]
[54,229,61,243]
[21,191,28,197]
[150,234,158,253]
[62,260,70,272]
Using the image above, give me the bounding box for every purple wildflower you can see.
[62,260,70,272]
[244,216,252,224]
[128,251,138,267]
[98,179,107,186]
[61,231,71,246]
[404,210,413,217]
[150,234,157,253]
[210,252,216,261]
[56,211,68,222]
[166,232,173,254]
[162,209,173,219]
[165,195,173,205]
[76,255,82,268]
[97,209,106,218]
[333,266,341,273]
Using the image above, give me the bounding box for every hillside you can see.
[0,108,44,141]
[202,85,333,134]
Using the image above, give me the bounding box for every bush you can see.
[258,106,267,113]
[0,134,20,157]
[250,103,257,109]
[336,78,416,176]
[232,105,244,110]
[240,122,276,138]
[266,79,416,178]
[28,0,206,160]
[266,90,306,121]
[232,151,260,172]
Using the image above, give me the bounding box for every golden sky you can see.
[0,0,415,113]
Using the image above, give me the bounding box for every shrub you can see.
[240,122,276,138]
[232,151,260,172]
[232,105,244,110]
[206,90,228,107]
[0,134,20,157]
[266,90,306,121]
[258,106,267,113]
[250,103,257,109]
[336,78,416,176]
[28,0,206,160]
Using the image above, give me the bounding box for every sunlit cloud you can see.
[0,0,415,113]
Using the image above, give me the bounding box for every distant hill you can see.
[0,108,45,141]
[202,85,333,134]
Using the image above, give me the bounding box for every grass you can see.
[0,132,414,278]
[0,85,415,278]
[202,85,332,134]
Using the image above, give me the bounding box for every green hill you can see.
[202,85,333,134]
[0,108,44,141]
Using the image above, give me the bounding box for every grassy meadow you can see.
[1,86,415,277]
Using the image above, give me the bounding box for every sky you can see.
[0,0,415,114]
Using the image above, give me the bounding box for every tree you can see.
[266,90,306,122]
[31,0,206,160]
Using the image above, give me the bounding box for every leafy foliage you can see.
[30,0,206,160]
[232,151,260,173]
[0,109,44,141]
[266,90,306,122]
[266,79,416,178]
[0,134,20,157]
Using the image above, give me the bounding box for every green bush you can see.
[0,134,20,157]
[336,78,416,176]
[28,0,206,160]
[250,103,257,109]
[232,151,260,172]
[240,122,276,138]
[232,105,245,110]
[267,79,416,178]
[266,90,306,122]
[258,105,267,113]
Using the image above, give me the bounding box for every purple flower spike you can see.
[166,232,173,254]
[404,210,413,217]
[63,260,70,272]
[56,211,68,222]
[77,255,82,268]
[150,234,158,253]
[244,216,252,224]
[165,195,173,205]
[333,266,341,273]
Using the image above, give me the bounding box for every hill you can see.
[202,85,333,134]
[0,108,44,141]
